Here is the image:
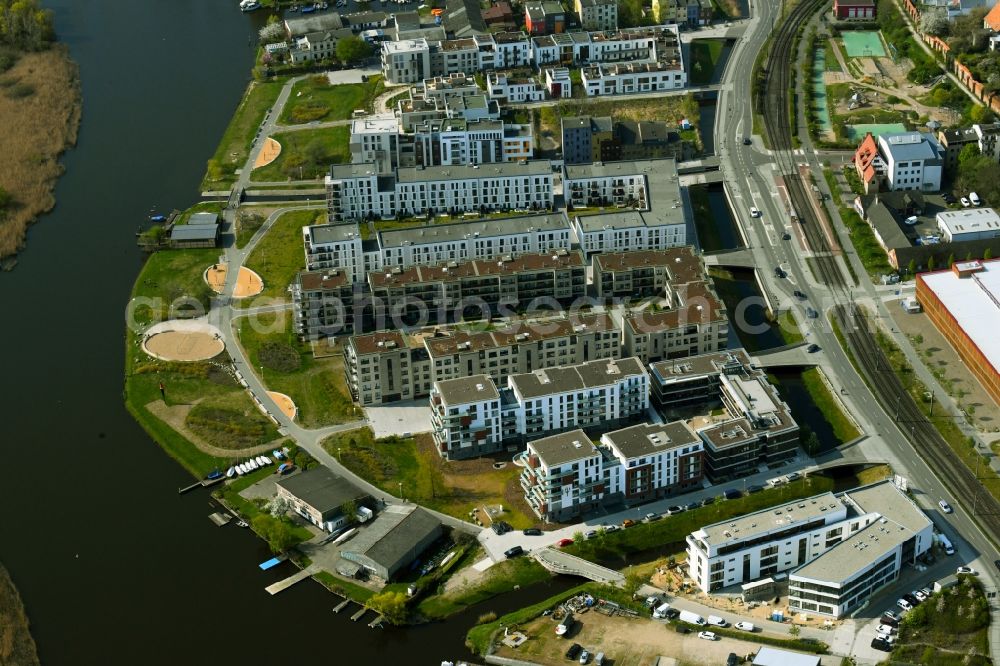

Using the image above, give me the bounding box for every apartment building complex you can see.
[431,356,649,459]
[345,312,621,405]
[430,375,508,458]
[593,247,701,298]
[562,115,691,165]
[575,0,619,30]
[687,481,932,617]
[292,268,358,340]
[301,223,366,283]
[649,349,800,480]
[581,60,686,96]
[325,161,554,222]
[623,281,728,363]
[367,249,586,326]
[520,420,703,521]
[486,72,547,103]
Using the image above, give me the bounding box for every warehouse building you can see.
[339,504,443,581]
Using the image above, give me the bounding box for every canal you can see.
[0,1,558,664]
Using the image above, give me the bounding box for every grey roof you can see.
[565,158,679,181]
[694,491,843,548]
[285,13,344,36]
[378,213,568,248]
[329,162,384,179]
[189,211,219,225]
[649,349,753,384]
[276,467,368,514]
[170,224,219,242]
[791,520,911,583]
[843,481,933,534]
[879,132,942,163]
[601,421,700,459]
[341,504,441,568]
[444,0,488,37]
[434,374,499,404]
[396,160,553,183]
[529,429,597,467]
[308,223,362,245]
[865,202,911,251]
[343,11,388,26]
[510,356,646,399]
[393,10,422,31]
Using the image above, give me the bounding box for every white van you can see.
[970,192,981,206]
[653,603,672,619]
[707,615,728,628]
[939,533,955,555]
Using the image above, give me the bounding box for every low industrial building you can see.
[275,467,373,533]
[649,349,799,480]
[169,213,221,249]
[936,208,1000,242]
[917,258,1000,407]
[687,480,933,618]
[339,504,443,581]
[833,0,875,19]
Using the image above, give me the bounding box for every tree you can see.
[958,143,981,167]
[341,499,358,525]
[624,571,644,597]
[985,247,993,260]
[788,624,801,636]
[920,10,949,37]
[908,258,918,275]
[336,35,372,63]
[252,514,298,554]
[928,255,937,272]
[947,253,955,268]
[368,590,408,624]
[259,21,286,46]
[266,494,292,518]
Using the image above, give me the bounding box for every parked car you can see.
[882,609,900,622]
[735,621,755,631]
[565,643,582,660]
[957,566,977,575]
[896,598,912,611]
[727,653,740,666]
[603,524,618,533]
[919,587,932,598]
[794,290,807,299]
[644,512,661,522]
[746,485,763,494]
[697,631,717,641]
[970,191,981,206]
[675,625,691,634]
[902,593,920,606]
[622,519,636,528]
[877,623,897,635]
[663,608,680,620]
[585,530,598,539]
[686,501,702,510]
[961,197,971,207]
[786,472,800,481]
[557,538,574,548]
[750,207,761,218]
[807,343,820,353]
[504,546,524,559]
[877,633,897,645]
[806,307,819,319]
[724,489,742,500]
[880,615,899,628]
[667,505,684,515]
[579,648,590,664]
[743,136,752,145]
[774,266,785,278]
[702,496,716,506]
[871,638,892,652]
[782,232,791,240]
[594,652,605,666]
[913,590,927,602]
[939,500,953,513]
[523,528,543,536]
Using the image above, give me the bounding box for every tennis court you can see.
[842,31,886,58]
[846,122,908,141]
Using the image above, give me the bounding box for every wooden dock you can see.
[178,476,225,494]
[265,564,319,595]
[368,615,384,628]
[208,512,232,527]
[333,599,350,614]
[350,607,368,622]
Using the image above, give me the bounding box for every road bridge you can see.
[751,344,818,369]
[702,249,756,270]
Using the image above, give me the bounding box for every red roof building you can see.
[833,0,876,19]
[853,132,885,193]
[985,0,1000,31]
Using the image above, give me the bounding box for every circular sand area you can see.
[253,137,281,169]
[204,263,264,298]
[142,320,225,362]
[267,391,297,420]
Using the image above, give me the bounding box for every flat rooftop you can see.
[936,207,1000,235]
[919,258,1000,377]
[601,421,700,459]
[434,374,499,404]
[510,356,645,399]
[649,349,753,385]
[529,429,597,468]
[369,250,582,288]
[351,114,399,134]
[307,223,362,246]
[424,312,618,357]
[350,330,408,356]
[377,213,568,248]
[396,160,552,183]
[693,491,844,549]
[594,248,701,281]
[298,268,350,291]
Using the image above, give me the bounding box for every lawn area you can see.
[175,201,225,225]
[251,126,350,182]
[824,168,894,280]
[215,462,313,546]
[891,576,990,665]
[562,476,835,566]
[416,557,553,619]
[324,429,538,528]
[774,309,803,346]
[202,78,286,191]
[233,205,276,249]
[800,367,860,443]
[279,75,384,125]
[689,39,725,86]
[235,310,358,428]
[128,248,218,330]
[824,39,843,72]
[242,208,324,302]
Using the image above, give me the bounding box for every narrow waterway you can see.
[0,2,558,664]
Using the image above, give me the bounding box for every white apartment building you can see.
[325,160,554,221]
[510,356,649,438]
[573,210,687,256]
[877,132,944,192]
[420,73,481,101]
[350,114,400,173]
[565,157,682,211]
[289,28,353,63]
[545,67,573,98]
[409,117,534,166]
[599,421,702,502]
[382,38,431,84]
[345,331,432,405]
[973,122,1000,161]
[486,72,546,103]
[521,430,620,522]
[430,375,506,459]
[936,207,1000,242]
[301,222,366,283]
[582,61,686,96]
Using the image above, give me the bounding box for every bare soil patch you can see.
[0,46,81,265]
[0,562,39,666]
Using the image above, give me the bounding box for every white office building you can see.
[581,61,686,96]
[350,114,400,173]
[687,481,933,618]
[935,207,1000,242]
[486,72,546,103]
[877,132,944,192]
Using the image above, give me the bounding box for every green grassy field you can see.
[235,310,358,428]
[242,208,323,302]
[689,39,726,86]
[800,367,860,442]
[202,78,286,190]
[891,577,990,665]
[416,557,552,619]
[128,248,217,329]
[325,429,537,527]
[251,126,350,182]
[824,39,843,72]
[279,75,384,125]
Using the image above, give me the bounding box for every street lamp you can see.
[398,481,403,499]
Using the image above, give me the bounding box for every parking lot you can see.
[364,399,433,438]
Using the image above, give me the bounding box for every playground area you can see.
[204,263,264,299]
[142,320,225,362]
[252,137,281,169]
[845,122,909,141]
[841,30,886,58]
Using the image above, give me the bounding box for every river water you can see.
[0,2,579,664]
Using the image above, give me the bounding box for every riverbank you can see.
[0,44,81,268]
[0,562,39,666]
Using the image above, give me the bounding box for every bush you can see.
[259,341,301,373]
[4,81,33,98]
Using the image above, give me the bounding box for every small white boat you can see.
[235,464,245,476]
[226,466,236,478]
[272,449,284,460]
[247,459,258,471]
[256,455,268,467]
[261,456,272,466]
[240,0,262,11]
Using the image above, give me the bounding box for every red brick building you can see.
[917,259,1000,408]
[834,0,876,19]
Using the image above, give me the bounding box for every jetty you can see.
[351,607,368,622]
[265,564,319,595]
[208,512,232,527]
[178,476,225,495]
[333,599,351,614]
[368,615,384,628]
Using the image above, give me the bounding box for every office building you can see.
[877,132,944,192]
[935,208,1000,242]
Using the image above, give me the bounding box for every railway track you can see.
[755,1,1000,539]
